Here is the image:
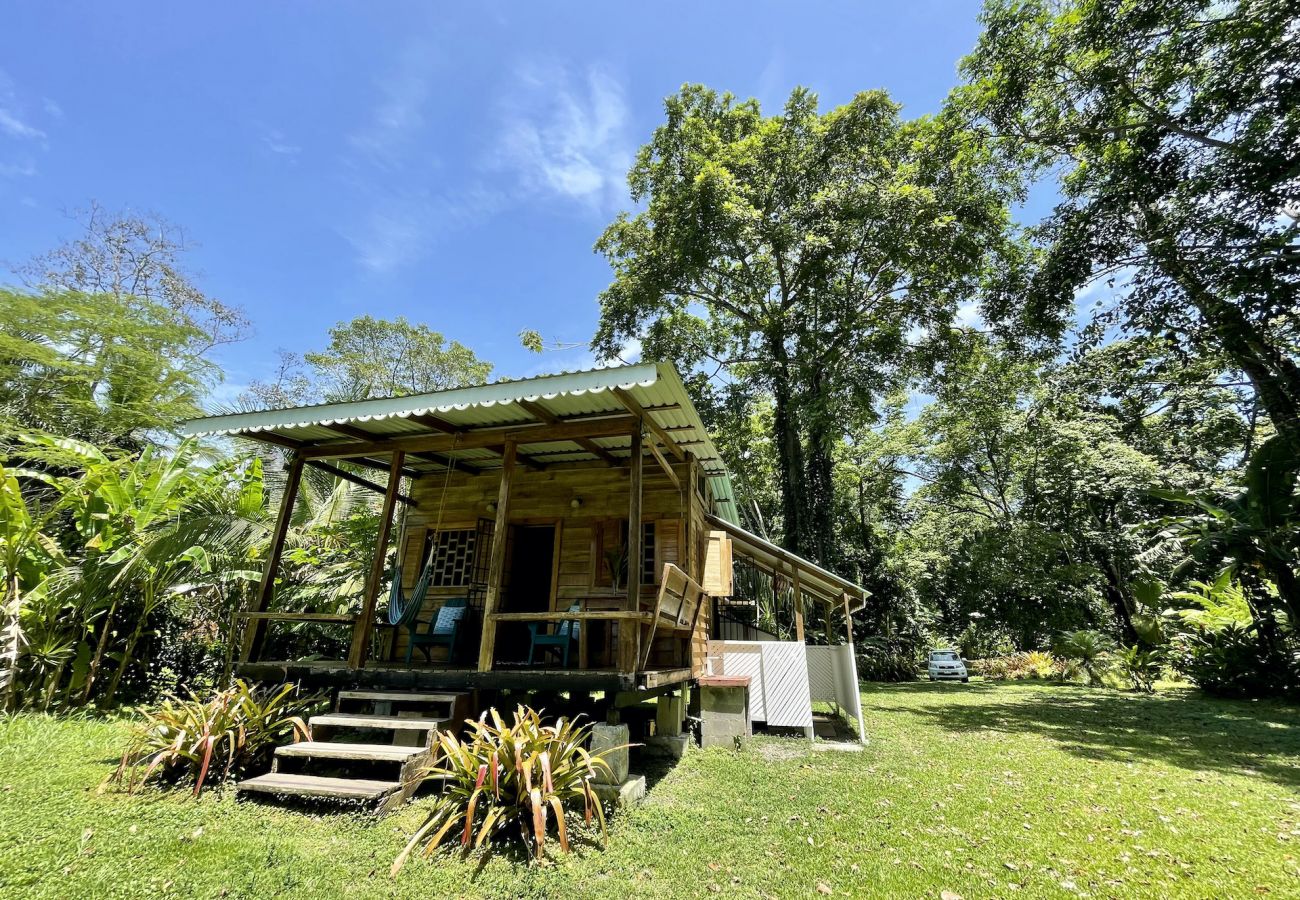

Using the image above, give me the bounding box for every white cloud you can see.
[338,184,505,273]
[41,98,63,119]
[263,129,301,158]
[954,299,983,329]
[348,39,438,168]
[0,70,47,141]
[494,63,632,210]
[0,160,36,178]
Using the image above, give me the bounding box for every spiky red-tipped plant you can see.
[393,706,623,870]
[109,680,318,797]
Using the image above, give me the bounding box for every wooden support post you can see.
[241,452,305,663]
[843,592,854,645]
[477,442,517,672]
[348,451,405,669]
[627,422,643,609]
[624,423,644,674]
[792,566,805,644]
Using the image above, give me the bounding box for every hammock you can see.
[386,560,434,628]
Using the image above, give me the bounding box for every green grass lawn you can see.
[2,681,1298,899]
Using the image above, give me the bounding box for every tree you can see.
[955,0,1300,464]
[0,289,209,448]
[594,85,1017,563]
[16,203,247,352]
[303,316,492,403]
[243,316,494,408]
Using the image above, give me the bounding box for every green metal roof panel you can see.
[181,362,741,526]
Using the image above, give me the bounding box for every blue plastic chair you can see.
[527,604,581,667]
[405,597,470,664]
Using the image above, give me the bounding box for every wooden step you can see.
[237,773,400,802]
[337,690,466,704]
[309,713,449,732]
[275,741,430,763]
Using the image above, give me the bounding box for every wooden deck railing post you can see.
[348,451,405,669]
[241,452,305,663]
[478,441,516,672]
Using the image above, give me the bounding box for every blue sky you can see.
[0,1,991,406]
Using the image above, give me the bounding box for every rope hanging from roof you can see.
[386,436,459,628]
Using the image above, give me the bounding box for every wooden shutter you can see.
[702,530,733,596]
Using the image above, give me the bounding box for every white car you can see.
[928,649,969,682]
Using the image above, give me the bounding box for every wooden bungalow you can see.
[181,363,868,738]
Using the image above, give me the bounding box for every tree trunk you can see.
[100,618,144,710]
[1142,215,1300,452]
[770,350,808,557]
[80,595,119,705]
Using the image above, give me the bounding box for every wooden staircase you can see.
[237,689,470,815]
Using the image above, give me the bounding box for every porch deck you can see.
[238,659,693,693]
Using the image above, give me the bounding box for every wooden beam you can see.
[234,430,302,450]
[485,444,546,472]
[611,388,685,461]
[645,440,680,489]
[241,452,305,662]
[348,452,405,669]
[301,415,638,461]
[409,450,481,476]
[843,592,854,646]
[792,566,805,644]
[306,460,416,505]
[478,442,517,671]
[407,412,464,433]
[627,422,644,614]
[343,455,422,480]
[322,422,379,441]
[517,399,623,467]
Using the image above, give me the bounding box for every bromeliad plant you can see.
[393,706,621,870]
[110,680,319,797]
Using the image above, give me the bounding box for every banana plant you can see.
[0,466,68,708]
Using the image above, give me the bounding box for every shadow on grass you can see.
[869,681,1300,789]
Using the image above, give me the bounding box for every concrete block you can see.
[655,693,685,736]
[700,683,751,750]
[644,735,689,760]
[591,775,646,808]
[590,723,630,784]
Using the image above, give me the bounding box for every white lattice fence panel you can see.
[717,642,765,721]
[715,641,813,729]
[805,645,840,702]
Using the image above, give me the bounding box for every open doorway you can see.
[496,524,557,665]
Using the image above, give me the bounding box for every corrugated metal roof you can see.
[181,362,740,523]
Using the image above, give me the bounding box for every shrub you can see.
[971,651,1064,680]
[855,636,918,682]
[1115,645,1164,693]
[393,706,620,869]
[110,680,320,796]
[1169,624,1300,699]
[1052,630,1117,684]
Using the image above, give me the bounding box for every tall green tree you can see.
[594,85,1017,563]
[0,289,208,449]
[242,316,494,408]
[955,0,1300,460]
